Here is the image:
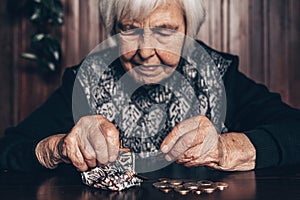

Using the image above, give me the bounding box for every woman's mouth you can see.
[134,65,162,77]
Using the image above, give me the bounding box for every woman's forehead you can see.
[118,1,183,24]
[117,0,182,22]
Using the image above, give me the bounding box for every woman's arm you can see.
[224,58,300,168]
[0,66,84,171]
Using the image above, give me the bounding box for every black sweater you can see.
[1,45,300,171]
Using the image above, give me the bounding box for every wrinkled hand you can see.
[160,115,219,166]
[160,115,256,171]
[35,115,120,171]
[207,133,256,171]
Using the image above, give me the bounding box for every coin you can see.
[215,182,229,191]
[158,178,170,183]
[168,179,183,186]
[175,188,190,195]
[197,180,213,186]
[192,189,202,195]
[153,178,228,196]
[170,184,183,189]
[183,182,199,190]
[160,188,172,193]
[202,184,217,194]
[152,182,170,189]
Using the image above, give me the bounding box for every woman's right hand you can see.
[35,115,120,172]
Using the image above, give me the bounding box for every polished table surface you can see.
[0,163,299,200]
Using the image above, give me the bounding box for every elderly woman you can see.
[0,0,300,173]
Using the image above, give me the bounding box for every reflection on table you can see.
[0,163,299,200]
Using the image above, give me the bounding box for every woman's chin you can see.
[134,76,163,85]
[129,72,163,85]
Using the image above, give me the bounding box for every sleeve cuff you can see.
[244,129,280,169]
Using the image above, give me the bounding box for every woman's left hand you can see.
[160,115,219,166]
[160,115,256,171]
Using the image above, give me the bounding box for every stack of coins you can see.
[152,178,228,195]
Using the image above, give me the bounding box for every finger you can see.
[177,124,218,163]
[176,157,193,164]
[184,159,214,167]
[59,134,88,170]
[166,129,198,160]
[90,130,108,165]
[177,145,201,163]
[67,144,89,172]
[184,153,219,167]
[184,160,209,167]
[205,162,223,170]
[185,161,221,169]
[161,116,201,153]
[98,116,120,162]
[79,142,97,168]
[56,135,71,164]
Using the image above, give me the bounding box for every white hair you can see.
[99,0,206,39]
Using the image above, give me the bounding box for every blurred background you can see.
[0,0,299,136]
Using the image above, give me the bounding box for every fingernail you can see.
[161,145,169,153]
[165,154,172,161]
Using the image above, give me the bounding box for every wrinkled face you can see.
[116,2,186,84]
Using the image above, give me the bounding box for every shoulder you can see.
[196,40,239,66]
[193,40,239,78]
[62,46,121,82]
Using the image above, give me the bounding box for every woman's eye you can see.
[122,25,133,31]
[152,28,176,37]
[121,29,139,36]
[119,24,141,35]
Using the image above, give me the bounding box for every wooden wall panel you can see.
[267,0,290,103]
[79,0,102,58]
[228,0,250,74]
[0,1,14,137]
[289,0,300,108]
[61,0,81,67]
[200,0,223,50]
[0,0,299,137]
[199,0,300,106]
[14,19,64,128]
[248,0,265,83]
[61,0,104,67]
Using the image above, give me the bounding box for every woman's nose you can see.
[137,29,155,59]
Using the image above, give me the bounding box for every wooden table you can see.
[0,163,299,200]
